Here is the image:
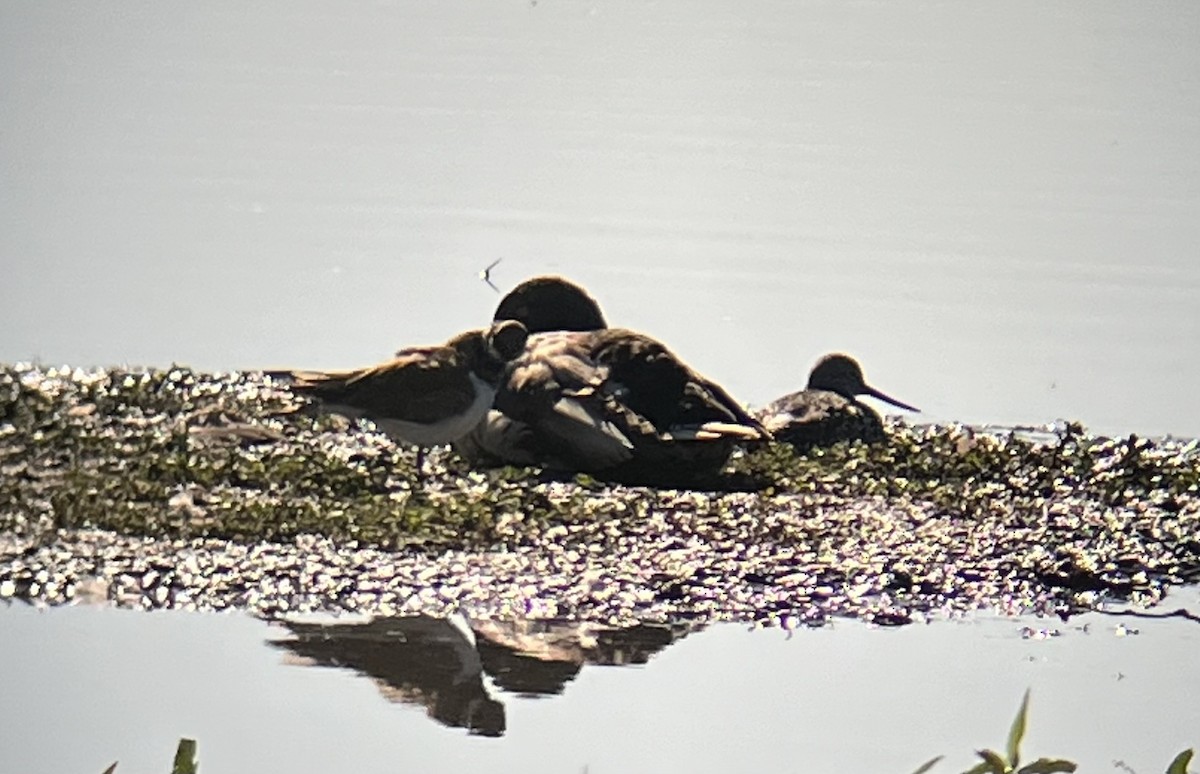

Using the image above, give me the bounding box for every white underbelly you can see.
[374,375,496,447]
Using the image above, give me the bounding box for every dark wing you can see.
[291,348,479,424]
[495,332,606,420]
[484,331,635,470]
[589,328,765,434]
[585,329,688,426]
[472,329,763,484]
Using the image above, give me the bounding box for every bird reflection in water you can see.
[270,615,695,736]
[273,615,504,736]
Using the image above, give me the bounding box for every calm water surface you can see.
[2,2,1198,437]
[1,601,1198,773]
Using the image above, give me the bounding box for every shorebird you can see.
[490,274,608,333]
[454,276,765,486]
[284,320,528,475]
[755,353,919,450]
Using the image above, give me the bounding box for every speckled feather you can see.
[756,353,918,451]
[458,324,766,484]
[287,320,527,447]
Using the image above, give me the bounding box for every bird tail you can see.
[667,421,766,442]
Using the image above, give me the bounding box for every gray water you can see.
[2,2,1199,438]
[1,600,1198,773]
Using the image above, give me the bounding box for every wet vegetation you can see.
[101,738,196,774]
[913,690,1193,774]
[95,711,1196,774]
[0,364,600,551]
[2,363,1199,622]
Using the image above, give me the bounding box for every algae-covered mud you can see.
[1,363,1197,625]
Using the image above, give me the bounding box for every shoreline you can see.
[3,363,1198,626]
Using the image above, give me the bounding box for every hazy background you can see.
[2,1,1198,436]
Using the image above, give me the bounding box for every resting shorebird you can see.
[454,276,765,486]
[755,353,919,450]
[285,320,528,475]
[490,275,608,333]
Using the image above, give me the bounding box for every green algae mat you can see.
[2,363,1198,625]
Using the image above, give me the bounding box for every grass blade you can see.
[1167,749,1194,774]
[1006,689,1032,768]
[171,738,198,774]
[910,755,943,774]
[1017,758,1078,773]
[968,749,1009,774]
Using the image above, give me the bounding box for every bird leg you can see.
[414,445,426,482]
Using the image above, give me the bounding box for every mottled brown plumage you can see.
[457,326,766,486]
[756,353,918,450]
[285,321,527,471]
